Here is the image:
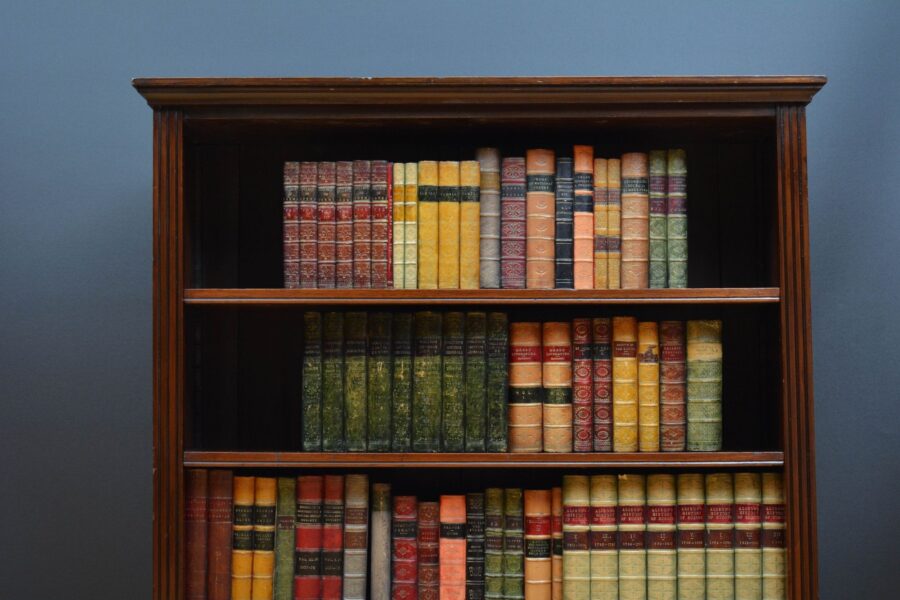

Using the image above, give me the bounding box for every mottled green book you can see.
[486,312,509,452]
[367,312,392,451]
[667,149,688,288]
[442,312,466,452]
[485,488,505,600]
[649,150,669,288]
[502,488,524,600]
[273,477,296,600]
[344,312,368,451]
[302,312,323,450]
[322,312,345,451]
[686,320,723,451]
[465,312,487,451]
[391,313,413,451]
[413,311,442,452]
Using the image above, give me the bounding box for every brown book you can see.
[392,496,418,600]
[571,318,593,452]
[592,158,609,290]
[592,318,613,452]
[659,321,686,451]
[343,474,369,600]
[572,145,594,289]
[509,322,543,452]
[232,476,255,600]
[542,321,572,452]
[252,477,277,600]
[299,161,319,288]
[523,490,552,600]
[371,483,392,600]
[419,501,441,600]
[762,473,786,600]
[317,162,337,288]
[606,159,622,289]
[620,153,649,289]
[186,469,209,600]
[283,162,300,288]
[525,149,555,289]
[440,495,468,600]
[208,470,234,600]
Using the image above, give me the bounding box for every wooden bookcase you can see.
[135,76,823,600]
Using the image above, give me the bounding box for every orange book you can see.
[542,321,572,453]
[550,487,563,600]
[572,146,594,289]
[440,495,468,600]
[509,322,543,452]
[525,149,555,289]
[251,477,276,600]
[524,490,552,600]
[231,476,255,600]
[620,153,649,289]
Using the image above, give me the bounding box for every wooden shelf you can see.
[183,450,783,469]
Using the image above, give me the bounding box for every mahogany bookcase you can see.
[134,76,824,600]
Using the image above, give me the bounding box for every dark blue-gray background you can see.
[1,1,898,597]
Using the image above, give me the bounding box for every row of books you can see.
[282,148,687,290]
[185,469,786,600]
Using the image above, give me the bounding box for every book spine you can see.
[525,149,555,290]
[572,146,594,289]
[571,319,593,452]
[606,160,622,289]
[317,162,337,288]
[503,489,524,600]
[706,473,735,600]
[294,476,323,600]
[486,312,510,452]
[761,473,785,600]
[419,502,441,600]
[647,474,677,600]
[485,489,506,600]
[404,163,419,288]
[322,475,345,600]
[617,474,647,600]
[387,163,394,289]
[589,475,618,600]
[442,311,466,451]
[186,469,209,600]
[648,151,668,288]
[393,162,406,289]
[335,161,355,289]
[391,313,414,451]
[283,162,300,288]
[232,476,256,600]
[441,496,468,600]
[508,322,543,452]
[439,161,462,289]
[352,160,372,288]
[591,318,613,452]
[460,160,482,290]
[299,161,319,289]
[734,473,762,600]
[561,476,589,600]
[367,312,393,451]
[208,470,234,600]
[418,161,440,289]
[659,321,687,452]
[322,313,345,452]
[666,150,688,289]
[274,477,296,600]
[638,322,661,452]
[551,487,563,600]
[621,152,649,289]
[478,148,501,288]
[252,478,277,600]
[686,320,723,451]
[392,496,418,600]
[612,316,639,452]
[343,312,368,452]
[413,311,443,452]
[467,493,487,600]
[592,158,609,290]
[302,312,323,451]
[542,321,573,453]
[524,490,552,600]
[465,312,488,452]
[342,474,369,600]
[500,157,527,289]
[371,160,390,288]
[676,474,706,600]
[371,483,392,600]
[554,156,574,289]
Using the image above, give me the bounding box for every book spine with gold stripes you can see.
[392,496,418,600]
[404,163,419,288]
[706,473,735,600]
[589,475,618,600]
[648,150,668,288]
[612,316,639,452]
[542,321,573,452]
[524,490,552,600]
[525,149,555,289]
[342,474,369,600]
[371,160,390,288]
[572,146,594,289]
[500,157,527,289]
[442,312,466,451]
[251,477,276,600]
[478,148,502,288]
[734,473,762,600]
[508,322,543,452]
[677,474,706,600]
[441,495,468,600]
[322,475,345,600]
[322,312,345,452]
[392,162,405,289]
[232,476,255,600]
[592,158,609,290]
[686,320,723,451]
[185,469,208,600]
[503,489,524,600]
[554,156,574,289]
[618,474,647,600]
[392,313,413,451]
[485,488,506,600]
[621,152,649,289]
[299,162,318,289]
[638,322,660,452]
[344,312,368,452]
[352,160,372,288]
[591,318,613,452]
[667,149,688,288]
[561,475,589,600]
[419,502,441,600]
[371,483,392,600]
[647,474,677,600]
[571,318,593,452]
[439,161,461,289]
[302,312,323,451]
[659,321,687,452]
[606,159,622,289]
[387,163,393,288]
[273,477,295,600]
[418,161,440,289]
[335,161,355,289]
[367,312,393,451]
[551,487,563,600]
[465,312,488,452]
[283,162,300,288]
[460,160,481,289]
[467,493,487,600]
[761,473,785,600]
[317,162,337,288]
[294,476,323,600]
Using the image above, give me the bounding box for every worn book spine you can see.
[648,151,668,288]
[478,148,501,288]
[283,162,300,288]
[620,152,649,289]
[686,320,723,451]
[561,475,589,600]
[761,473,785,600]
[252,478,276,600]
[571,318,593,452]
[666,150,688,288]
[335,161,355,289]
[232,476,256,600]
[322,312,345,451]
[404,163,419,288]
[659,321,687,452]
[706,473,735,600]
[387,163,394,289]
[554,156,574,289]
[418,161,440,289]
[501,157,527,289]
[676,474,706,600]
[442,312,466,451]
[526,149,555,290]
[551,487,563,600]
[392,496,418,600]
[592,158,608,290]
[371,483,392,600]
[467,493,487,600]
[465,312,488,452]
[208,470,234,600]
[638,322,660,452]
[591,318,613,452]
[647,474,677,600]
[367,312,393,451]
[352,160,372,288]
[503,489,525,600]
[508,322,543,452]
[371,160,390,288]
[524,490,552,600]
[460,160,482,290]
[419,502,441,600]
[299,161,319,289]
[606,159,622,289]
[186,469,208,600]
[485,488,506,600]
[391,313,414,451]
[618,474,647,600]
[342,474,369,600]
[344,312,368,451]
[294,476,323,600]
[440,495,468,600]
[486,312,510,452]
[439,161,462,289]
[393,162,406,289]
[322,475,345,600]
[572,146,594,289]
[612,316,639,452]
[302,312,323,451]
[413,311,443,452]
[274,477,296,600]
[317,162,337,288]
[589,474,618,600]
[734,473,762,600]
[542,321,573,452]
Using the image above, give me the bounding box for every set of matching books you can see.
[186,469,786,600]
[282,148,687,290]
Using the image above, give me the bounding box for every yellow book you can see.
[251,477,276,600]
[589,474,618,600]
[404,163,419,289]
[638,321,660,451]
[647,474,677,600]
[607,159,622,289]
[676,474,706,600]
[393,162,405,289]
[438,161,461,289]
[612,316,638,452]
[617,474,647,600]
[706,473,735,600]
[593,158,609,289]
[761,473,786,600]
[232,476,255,600]
[562,476,590,600]
[418,161,439,289]
[459,160,481,289]
[735,472,763,600]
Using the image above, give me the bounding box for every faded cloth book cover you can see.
[561,475,589,600]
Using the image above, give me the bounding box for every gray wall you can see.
[1,1,898,598]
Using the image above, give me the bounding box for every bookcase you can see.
[135,76,823,600]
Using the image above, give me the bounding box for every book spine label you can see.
[342,475,369,600]
[612,316,639,452]
[391,313,414,451]
[503,489,524,600]
[418,161,440,289]
[571,319,593,452]
[647,474,677,600]
[638,322,661,452]
[299,162,319,289]
[252,478,276,600]
[403,163,419,288]
[322,313,345,451]
[686,320,723,451]
[367,313,393,451]
[413,312,443,452]
[606,160,622,289]
[317,162,337,288]
[186,469,209,600]
[467,493,487,600]
[371,160,390,288]
[485,489,506,600]
[621,152,649,289]
[486,313,509,452]
[478,148,501,288]
[352,160,372,288]
[524,490,552,600]
[648,151,668,288]
[343,313,368,451]
[439,161,462,289]
[591,318,613,452]
[706,474,735,600]
[393,163,406,289]
[659,321,687,451]
[371,484,392,600]
[551,488,563,600]
[208,470,234,600]
[442,312,466,451]
[302,312,323,451]
[465,312,488,451]
[734,473,762,600]
[554,157,574,289]
[283,162,300,288]
[542,322,573,453]
[561,476,590,600]
[572,146,594,290]
[593,158,609,290]
[525,149,555,290]
[294,476,322,600]
[617,475,646,600]
[500,157,527,289]
[666,150,688,288]
[335,162,355,289]
[508,322,543,452]
[232,476,255,600]
[322,476,345,600]
[677,474,706,600]
[589,475,618,600]
[761,473,785,600]
[274,477,296,600]
[460,160,482,289]
[392,496,418,600]
[419,502,441,600]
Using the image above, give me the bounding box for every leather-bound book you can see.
[666,150,688,288]
[612,316,639,452]
[686,320,723,451]
[208,470,234,600]
[589,475,618,600]
[638,322,660,452]
[486,312,509,452]
[659,321,686,452]
[465,312,488,452]
[554,156,574,289]
[342,474,369,600]
[343,312,368,452]
[550,487,562,600]
[232,476,256,600]
[525,149,555,289]
[467,493,487,600]
[335,161,355,289]
[322,475,345,600]
[485,488,506,600]
[283,162,300,288]
[478,148,502,288]
[442,312,466,451]
[418,502,441,600]
[571,318,593,452]
[647,474,676,600]
[676,474,706,600]
[620,153,649,289]
[387,165,394,289]
[371,160,390,288]
[734,473,762,600]
[761,473,785,600]
[561,475,589,600]
[648,151,668,288]
[418,161,440,289]
[371,483,392,600]
[440,495,468,600]
[542,321,572,453]
[294,476,323,600]
[706,473,735,600]
[317,162,337,288]
[367,313,393,451]
[299,161,319,288]
[413,311,443,452]
[500,157,527,289]
[404,163,419,288]
[592,158,609,290]
[508,322,543,452]
[393,162,406,288]
[524,490,552,600]
[186,469,208,600]
[503,489,524,600]
[302,312,323,451]
[606,159,622,289]
[572,146,594,289]
[273,478,296,600]
[392,496,418,600]
[591,318,613,452]
[352,160,372,288]
[460,160,482,289]
[322,313,345,451]
[439,161,462,289]
[392,313,414,451]
[251,478,276,600]
[617,474,647,600]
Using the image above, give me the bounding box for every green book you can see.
[502,488,524,600]
[486,312,509,452]
[273,477,296,600]
[649,150,668,288]
[344,312,368,452]
[686,319,723,451]
[485,488,505,600]
[413,311,442,452]
[391,313,414,451]
[667,149,688,288]
[464,312,487,451]
[322,312,345,451]
[301,312,323,450]
[442,311,466,451]
[367,312,393,451]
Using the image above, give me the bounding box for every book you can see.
[523,490,552,600]
[606,159,622,289]
[186,469,208,600]
[525,149,555,289]
[283,162,300,288]
[659,321,687,452]
[666,150,688,288]
[503,489,524,600]
[419,502,441,600]
[299,161,318,288]
[418,161,440,289]
[647,474,677,600]
[648,151,668,288]
[442,311,466,451]
[232,476,256,600]
[439,161,462,289]
[706,473,735,600]
[734,473,762,600]
[441,495,468,600]
[460,160,482,290]
[387,166,394,290]
[413,311,443,452]
[551,487,563,600]
[485,488,506,600]
[612,316,639,452]
[344,312,368,452]
[478,148,502,289]
[294,476,323,600]
[208,470,234,600]
[273,478,295,600]
[322,475,345,600]
[317,162,337,288]
[553,156,574,289]
[392,496,418,600]
[465,312,488,452]
[252,477,276,600]
[561,475,589,600]
[500,157,527,289]
[638,321,660,452]
[620,152,649,289]
[761,473,785,600]
[335,161,355,289]
[617,474,647,600]
[371,483,392,600]
[592,158,609,290]
[571,318,593,452]
[322,312,345,452]
[352,160,372,288]
[676,473,706,600]
[542,321,573,453]
[404,163,419,288]
[686,320,723,451]
[367,312,393,451]
[591,318,613,452]
[486,312,510,452]
[589,475,618,600]
[508,322,543,452]
[371,160,390,288]
[393,162,406,288]
[391,313,414,451]
[302,312,323,451]
[467,493,487,600]
[572,146,594,289]
[342,474,369,600]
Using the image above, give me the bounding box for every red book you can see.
[591,318,613,451]
[299,161,318,288]
[317,162,337,288]
[186,469,208,600]
[322,475,345,600]
[659,321,686,451]
[418,501,440,600]
[371,160,390,288]
[572,318,593,452]
[294,476,324,600]
[353,160,373,288]
[386,163,394,289]
[500,157,526,289]
[283,162,300,288]
[335,161,354,289]
[207,470,233,600]
[392,496,418,600]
